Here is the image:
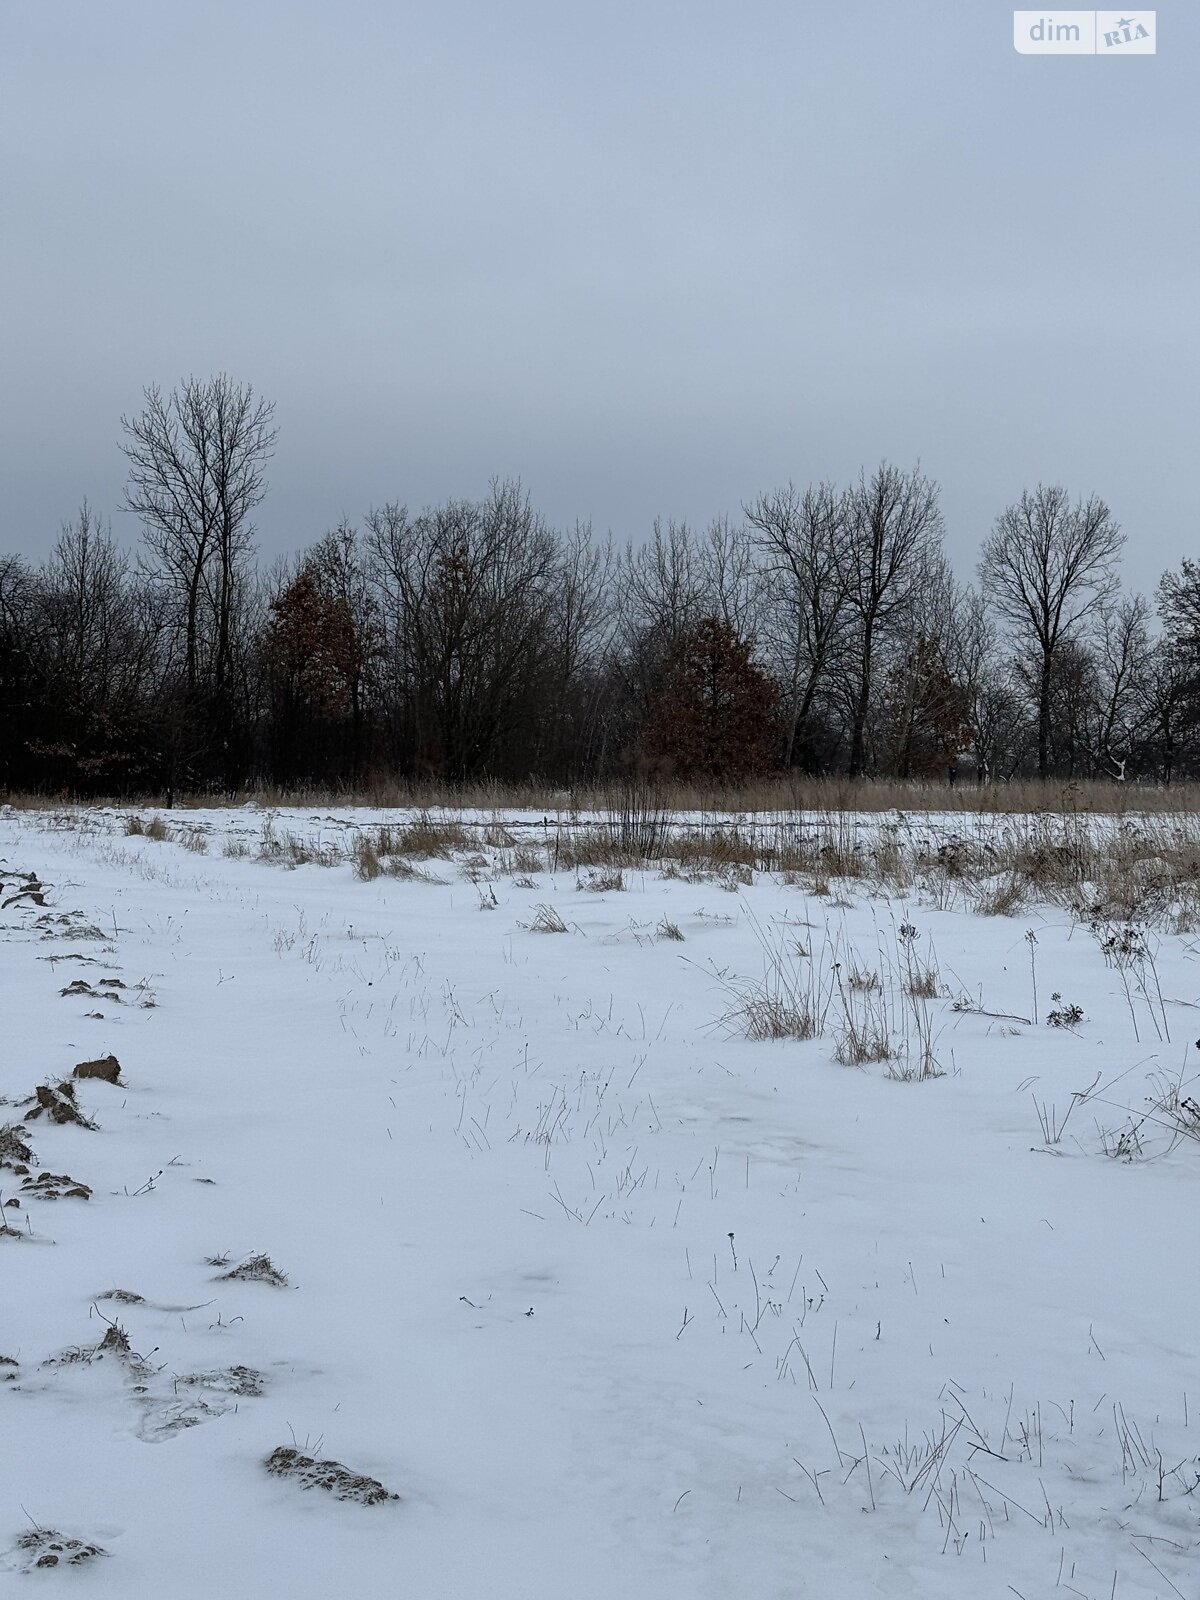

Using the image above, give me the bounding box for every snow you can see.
[2,805,1198,1597]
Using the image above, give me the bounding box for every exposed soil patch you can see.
[23,1082,97,1128]
[265,1446,399,1504]
[60,980,105,1000]
[43,1320,144,1371]
[178,1364,265,1397]
[21,1171,91,1201]
[0,1123,35,1169]
[42,1346,97,1367]
[36,912,105,941]
[97,1322,133,1358]
[2,873,47,909]
[13,1529,106,1571]
[73,1054,121,1085]
[219,1253,288,1287]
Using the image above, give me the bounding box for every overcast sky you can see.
[1,2,1195,589]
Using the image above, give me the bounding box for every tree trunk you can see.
[1038,649,1052,779]
[848,621,874,778]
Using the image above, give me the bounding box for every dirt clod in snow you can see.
[2,883,46,909]
[72,1054,121,1084]
[264,1446,399,1504]
[0,1123,34,1168]
[23,1082,96,1128]
[13,1529,107,1570]
[96,1322,132,1357]
[21,1171,91,1200]
[219,1253,288,1286]
[59,979,102,998]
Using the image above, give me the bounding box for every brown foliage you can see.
[264,567,358,720]
[882,635,973,777]
[642,617,780,783]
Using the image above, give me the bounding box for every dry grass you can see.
[972,871,1028,917]
[833,971,895,1065]
[1148,1069,1200,1142]
[25,780,1200,935]
[354,828,446,881]
[577,867,625,892]
[847,966,881,994]
[526,904,569,933]
[558,831,639,870]
[716,912,835,1041]
[11,774,1200,831]
[65,774,1200,817]
[905,964,941,1000]
[834,1015,894,1066]
[511,844,544,875]
[823,923,946,1079]
[737,989,824,1041]
[256,820,340,869]
[885,1046,945,1083]
[353,834,384,880]
[125,814,169,840]
[380,814,470,857]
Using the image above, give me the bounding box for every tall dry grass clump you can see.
[715,910,836,1041]
[125,814,169,840]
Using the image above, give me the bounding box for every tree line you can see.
[3,375,1199,797]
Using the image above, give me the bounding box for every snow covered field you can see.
[2,805,1199,1598]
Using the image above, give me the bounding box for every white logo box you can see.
[1013,11,1156,54]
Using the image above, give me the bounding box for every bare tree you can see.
[0,555,42,789]
[364,480,560,780]
[305,522,383,780]
[840,463,944,777]
[1083,594,1152,777]
[979,485,1124,779]
[122,376,276,712]
[1150,559,1200,783]
[696,516,762,636]
[540,524,619,777]
[43,502,133,705]
[621,519,704,643]
[941,584,1009,779]
[744,481,850,768]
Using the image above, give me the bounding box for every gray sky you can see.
[1,2,1195,590]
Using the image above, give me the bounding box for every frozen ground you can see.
[1,805,1198,1597]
